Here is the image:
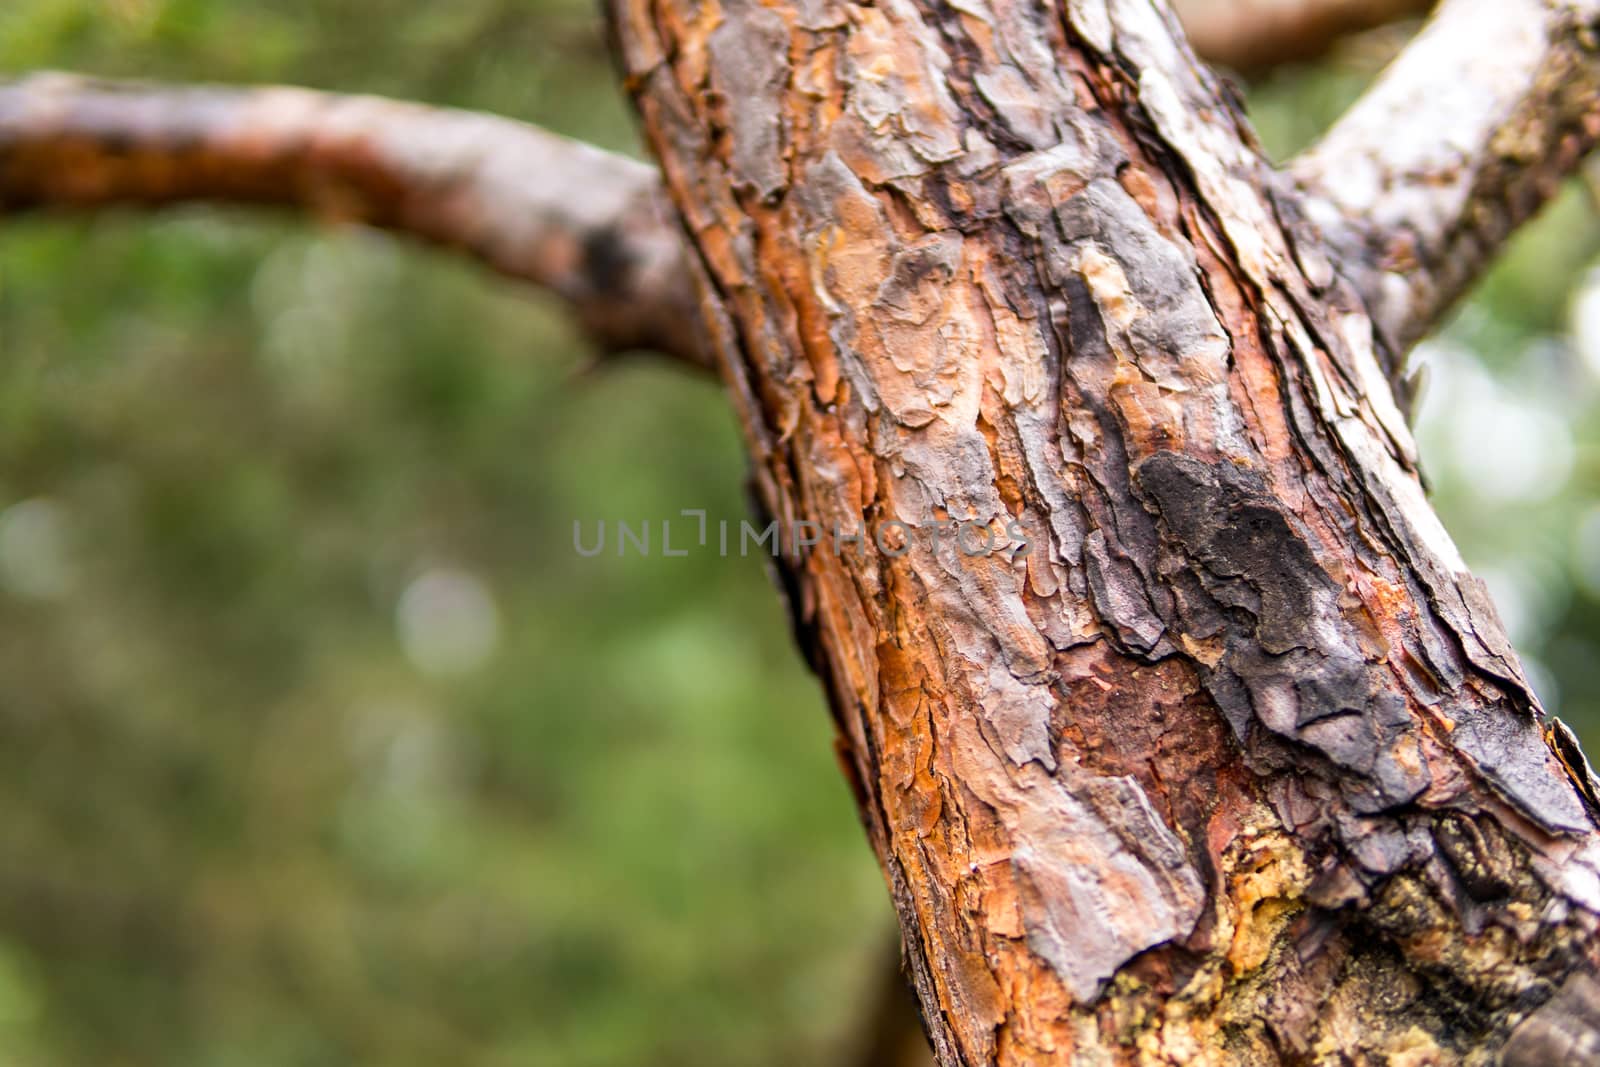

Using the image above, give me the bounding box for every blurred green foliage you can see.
[1,6,1600,1066]
[0,3,889,1064]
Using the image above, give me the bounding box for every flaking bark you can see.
[611,0,1600,1062]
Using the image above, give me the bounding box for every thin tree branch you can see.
[1292,0,1600,356]
[1174,0,1432,74]
[0,73,705,366]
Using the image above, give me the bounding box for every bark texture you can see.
[0,74,702,364]
[611,0,1600,1062]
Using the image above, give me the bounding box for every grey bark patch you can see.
[1000,130,1111,239]
[1132,452,1338,656]
[1455,573,1534,690]
[983,660,1057,771]
[1012,772,1204,1001]
[1452,709,1594,835]
[709,0,791,202]
[1083,528,1165,653]
[1053,180,1231,374]
[1338,814,1432,876]
[876,232,964,324]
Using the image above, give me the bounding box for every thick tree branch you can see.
[1176,0,1431,74]
[0,73,704,365]
[1293,0,1600,356]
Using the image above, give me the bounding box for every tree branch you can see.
[1292,0,1600,356]
[0,73,705,366]
[1175,0,1431,74]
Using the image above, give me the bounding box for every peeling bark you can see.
[611,0,1600,1061]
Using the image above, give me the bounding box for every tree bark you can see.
[610,0,1600,1062]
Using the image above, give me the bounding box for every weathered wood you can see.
[611,0,1600,1061]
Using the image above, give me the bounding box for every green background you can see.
[1,4,1597,1064]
